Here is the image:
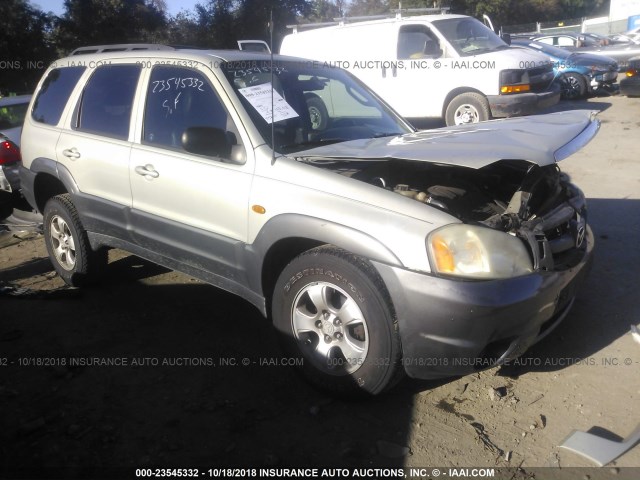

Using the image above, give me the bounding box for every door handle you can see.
[135,164,159,179]
[62,148,81,159]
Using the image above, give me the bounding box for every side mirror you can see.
[501,33,512,45]
[182,127,245,164]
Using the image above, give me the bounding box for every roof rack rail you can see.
[286,6,450,32]
[70,44,176,56]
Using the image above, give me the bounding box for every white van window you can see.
[397,25,441,59]
[432,17,508,56]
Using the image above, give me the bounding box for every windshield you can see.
[221,60,413,154]
[432,17,507,56]
[0,101,29,130]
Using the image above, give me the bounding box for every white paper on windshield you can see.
[238,82,299,124]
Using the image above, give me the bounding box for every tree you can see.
[305,0,343,22]
[0,0,55,94]
[234,0,313,49]
[346,0,390,16]
[53,0,167,54]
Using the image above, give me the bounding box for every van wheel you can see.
[445,92,490,126]
[271,246,403,396]
[43,194,106,287]
[561,73,587,99]
[306,94,328,130]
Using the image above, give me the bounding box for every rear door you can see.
[55,63,142,237]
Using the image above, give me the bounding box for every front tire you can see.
[272,246,403,396]
[43,194,106,286]
[445,92,490,126]
[561,72,587,99]
[305,94,329,131]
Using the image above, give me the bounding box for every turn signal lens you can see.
[431,235,455,273]
[500,84,531,94]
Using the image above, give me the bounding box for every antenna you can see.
[270,9,276,165]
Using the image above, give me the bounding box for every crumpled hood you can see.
[296,110,599,169]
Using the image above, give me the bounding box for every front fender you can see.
[244,213,403,295]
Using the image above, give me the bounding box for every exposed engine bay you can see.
[329,158,589,272]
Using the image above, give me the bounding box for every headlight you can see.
[427,224,533,279]
[500,69,531,94]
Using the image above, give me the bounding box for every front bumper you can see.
[488,86,560,118]
[372,226,594,379]
[590,70,619,91]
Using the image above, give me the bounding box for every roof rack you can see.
[286,6,450,32]
[70,44,176,56]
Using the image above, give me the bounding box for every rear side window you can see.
[76,64,142,140]
[31,67,86,125]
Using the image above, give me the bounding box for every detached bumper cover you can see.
[372,226,594,379]
[488,86,560,118]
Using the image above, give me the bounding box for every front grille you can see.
[529,64,554,92]
[520,182,588,272]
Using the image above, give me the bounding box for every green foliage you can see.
[53,0,166,53]
[346,0,390,16]
[0,0,56,95]
[305,0,343,22]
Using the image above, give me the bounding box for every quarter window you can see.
[76,64,142,139]
[143,66,230,154]
[32,67,86,125]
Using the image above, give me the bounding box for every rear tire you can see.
[272,246,403,396]
[445,92,490,126]
[43,194,106,286]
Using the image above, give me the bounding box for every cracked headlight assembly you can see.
[427,224,533,279]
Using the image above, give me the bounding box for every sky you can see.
[31,0,202,18]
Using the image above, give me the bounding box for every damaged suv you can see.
[20,46,596,395]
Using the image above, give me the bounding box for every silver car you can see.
[0,95,31,196]
[19,47,596,395]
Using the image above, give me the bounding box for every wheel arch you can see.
[441,87,487,119]
[30,158,79,213]
[247,214,403,314]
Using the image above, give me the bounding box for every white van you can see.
[280,13,560,126]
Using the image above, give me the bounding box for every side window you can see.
[557,36,575,47]
[143,66,232,157]
[76,64,142,140]
[32,67,86,125]
[398,25,441,59]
